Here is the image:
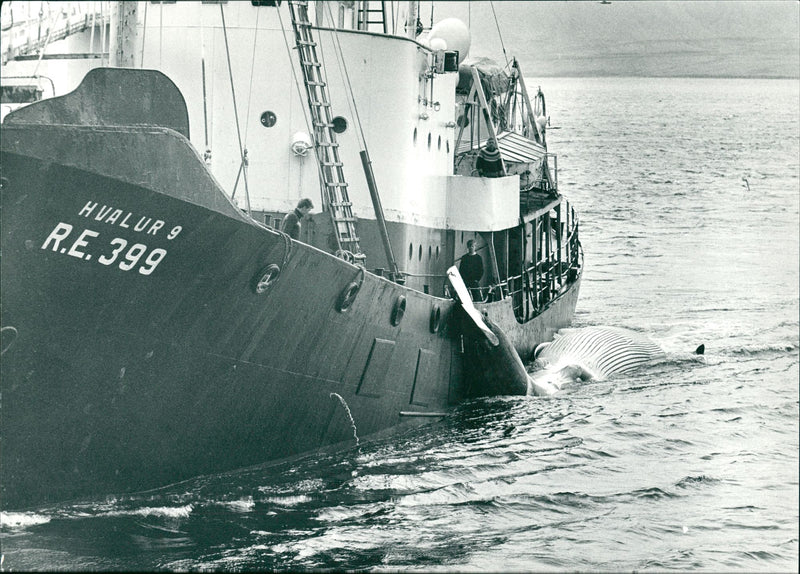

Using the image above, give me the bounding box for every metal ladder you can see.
[286,0,365,264]
[357,1,387,33]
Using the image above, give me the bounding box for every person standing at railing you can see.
[459,239,484,301]
[281,198,314,240]
[476,139,503,178]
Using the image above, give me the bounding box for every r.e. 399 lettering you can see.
[42,222,171,275]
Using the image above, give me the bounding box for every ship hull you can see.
[1,109,581,511]
[0,124,461,508]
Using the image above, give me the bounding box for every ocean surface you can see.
[2,77,798,572]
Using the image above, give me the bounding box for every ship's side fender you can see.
[337,282,360,312]
[430,305,442,333]
[337,267,366,313]
[251,233,293,294]
[391,295,407,326]
[251,264,281,294]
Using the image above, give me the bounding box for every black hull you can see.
[0,73,581,509]
[0,132,456,508]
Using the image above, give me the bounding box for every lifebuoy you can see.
[391,295,407,326]
[251,264,281,294]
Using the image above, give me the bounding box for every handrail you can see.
[475,206,580,317]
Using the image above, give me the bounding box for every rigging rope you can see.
[140,0,147,67]
[219,3,251,216]
[243,8,262,145]
[200,8,209,155]
[324,2,367,150]
[489,1,509,68]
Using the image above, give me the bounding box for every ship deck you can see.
[520,189,562,222]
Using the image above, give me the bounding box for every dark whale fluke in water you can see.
[695,344,705,355]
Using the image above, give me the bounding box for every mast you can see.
[406,0,418,39]
[110,1,137,68]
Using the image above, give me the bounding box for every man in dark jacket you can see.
[281,198,314,240]
[475,139,503,177]
[459,239,484,300]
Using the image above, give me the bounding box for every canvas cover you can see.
[455,57,510,97]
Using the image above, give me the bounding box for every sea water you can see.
[1,77,798,572]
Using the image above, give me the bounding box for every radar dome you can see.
[429,18,470,63]
[429,37,447,52]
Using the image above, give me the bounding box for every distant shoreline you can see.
[534,74,800,80]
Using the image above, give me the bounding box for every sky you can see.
[1,1,798,78]
[431,1,800,78]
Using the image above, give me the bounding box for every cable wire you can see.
[489,1,509,68]
[219,3,251,216]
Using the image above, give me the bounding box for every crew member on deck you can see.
[459,239,484,301]
[476,139,503,178]
[281,198,313,240]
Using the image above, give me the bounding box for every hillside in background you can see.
[434,1,799,78]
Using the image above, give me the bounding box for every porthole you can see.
[418,245,422,260]
[461,231,464,243]
[427,132,432,150]
[446,140,450,153]
[260,111,277,127]
[413,127,418,145]
[436,245,440,260]
[428,245,432,259]
[409,242,413,259]
[332,116,348,133]
[437,135,441,150]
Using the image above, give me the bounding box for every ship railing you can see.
[395,200,580,312]
[483,198,580,319]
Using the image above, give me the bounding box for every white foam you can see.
[0,511,51,529]
[220,497,255,513]
[261,495,311,506]
[102,504,194,519]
